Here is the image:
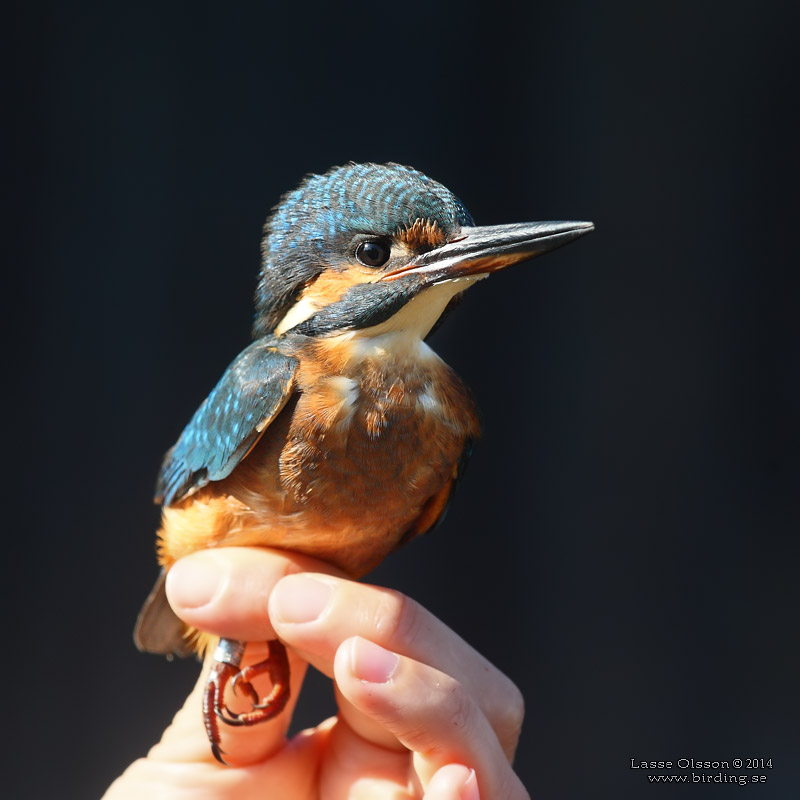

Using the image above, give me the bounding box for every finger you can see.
[335,637,529,800]
[269,573,524,759]
[165,546,344,641]
[424,765,479,800]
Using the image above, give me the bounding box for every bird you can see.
[134,162,593,762]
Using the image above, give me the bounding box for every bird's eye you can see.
[355,240,391,268]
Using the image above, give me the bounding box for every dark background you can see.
[7,1,799,797]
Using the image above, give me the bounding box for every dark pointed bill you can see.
[382,221,594,283]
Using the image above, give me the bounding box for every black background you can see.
[7,1,799,798]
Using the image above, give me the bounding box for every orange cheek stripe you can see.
[300,265,381,307]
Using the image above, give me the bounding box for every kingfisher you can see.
[134,162,593,762]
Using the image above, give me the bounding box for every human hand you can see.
[104,547,529,799]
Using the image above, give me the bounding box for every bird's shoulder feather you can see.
[155,336,298,506]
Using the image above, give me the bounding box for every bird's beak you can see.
[382,221,594,283]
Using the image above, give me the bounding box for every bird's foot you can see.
[202,637,292,764]
[225,641,291,720]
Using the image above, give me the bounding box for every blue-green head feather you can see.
[253,163,473,337]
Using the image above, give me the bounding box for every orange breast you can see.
[157,334,480,578]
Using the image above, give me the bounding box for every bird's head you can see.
[254,162,592,342]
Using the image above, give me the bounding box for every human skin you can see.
[104,547,529,799]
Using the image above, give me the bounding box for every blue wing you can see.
[155,337,298,506]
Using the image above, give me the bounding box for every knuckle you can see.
[372,588,426,646]
[443,679,473,733]
[394,676,476,750]
[490,675,525,756]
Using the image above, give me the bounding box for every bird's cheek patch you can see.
[275,269,372,335]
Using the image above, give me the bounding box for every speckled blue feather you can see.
[254,163,473,336]
[156,337,297,506]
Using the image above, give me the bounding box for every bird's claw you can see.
[210,742,227,766]
[231,673,259,705]
[202,638,292,761]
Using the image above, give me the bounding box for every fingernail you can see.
[349,636,399,683]
[461,769,480,800]
[166,553,226,609]
[272,574,333,624]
